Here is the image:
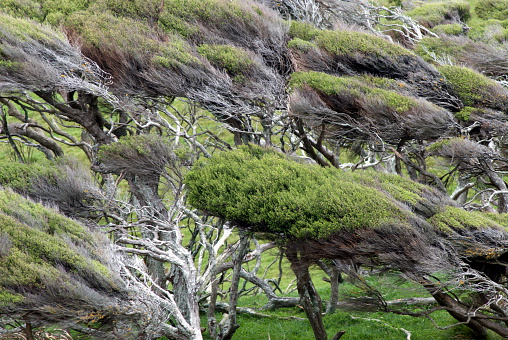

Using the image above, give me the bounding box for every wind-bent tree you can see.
[186,145,508,339]
[3,0,508,339]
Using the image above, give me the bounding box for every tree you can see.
[186,145,508,339]
[3,0,508,339]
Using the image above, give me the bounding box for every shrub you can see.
[428,206,502,233]
[197,44,253,75]
[0,188,128,328]
[454,106,476,121]
[431,23,464,36]
[287,38,317,51]
[0,0,43,21]
[475,0,508,20]
[438,65,508,109]
[290,71,416,114]
[315,29,413,58]
[406,1,471,28]
[415,36,466,63]
[185,145,411,239]
[289,20,320,41]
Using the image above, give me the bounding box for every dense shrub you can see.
[407,1,470,28]
[0,188,125,323]
[438,65,508,110]
[475,0,508,20]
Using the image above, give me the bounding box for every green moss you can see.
[315,29,413,58]
[186,146,410,239]
[438,65,505,107]
[428,206,500,233]
[197,44,253,75]
[475,0,508,20]
[431,23,464,35]
[407,1,470,27]
[287,38,317,51]
[290,71,416,114]
[289,21,320,41]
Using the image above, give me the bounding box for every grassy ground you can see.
[199,244,503,340]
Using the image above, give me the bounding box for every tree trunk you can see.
[221,231,250,340]
[287,247,327,340]
[327,266,340,314]
[422,280,488,339]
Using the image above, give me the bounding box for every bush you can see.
[315,29,413,58]
[290,71,416,114]
[289,20,320,41]
[475,0,508,20]
[406,1,470,28]
[197,44,253,75]
[438,65,508,109]
[287,38,317,51]
[431,23,464,36]
[185,146,412,239]
[0,188,123,318]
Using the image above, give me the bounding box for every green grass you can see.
[203,266,504,340]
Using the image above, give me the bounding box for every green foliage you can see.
[454,106,476,121]
[186,146,411,239]
[158,0,256,37]
[407,1,471,27]
[315,29,413,57]
[290,71,416,113]
[0,11,65,44]
[66,10,200,67]
[41,0,90,25]
[0,189,112,297]
[289,20,320,41]
[0,161,58,193]
[98,134,166,160]
[466,18,508,42]
[475,0,508,20]
[426,138,453,154]
[438,65,507,107]
[0,288,24,306]
[0,0,43,21]
[0,188,92,242]
[427,206,502,233]
[431,23,464,35]
[197,44,253,75]
[287,38,317,51]
[352,171,424,206]
[414,36,464,63]
[91,0,161,21]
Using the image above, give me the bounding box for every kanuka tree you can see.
[186,145,508,340]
